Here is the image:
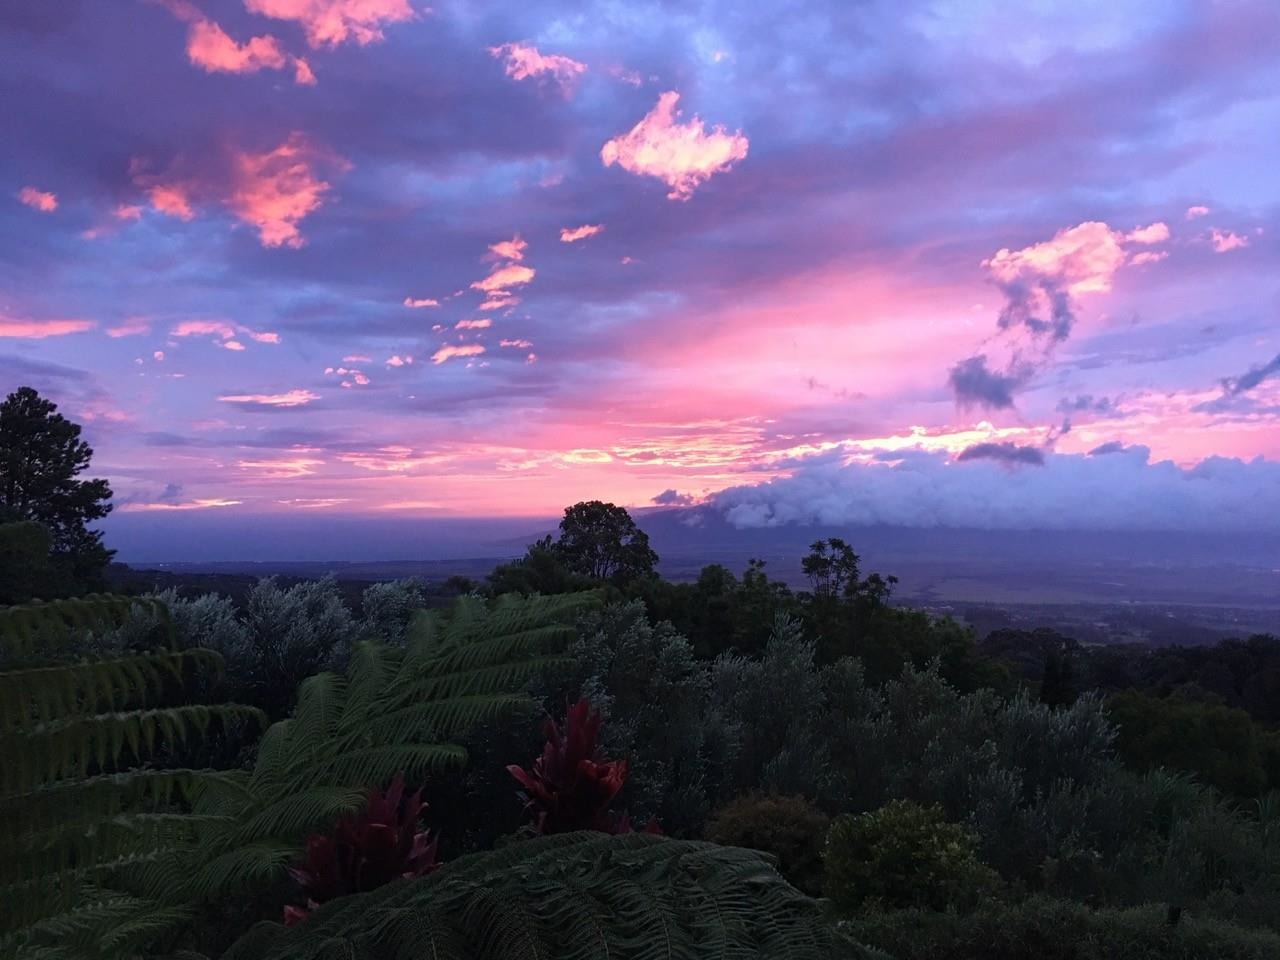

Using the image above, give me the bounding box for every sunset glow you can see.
[1,0,1277,532]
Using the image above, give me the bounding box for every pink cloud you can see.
[227,134,344,248]
[1125,221,1170,244]
[148,184,196,220]
[17,186,57,212]
[292,57,317,85]
[244,0,414,48]
[115,204,143,220]
[600,91,749,200]
[185,18,313,84]
[488,42,586,92]
[478,295,518,311]
[139,135,344,247]
[431,344,485,364]
[171,319,238,339]
[218,389,319,406]
[455,318,490,330]
[343,354,371,362]
[0,315,94,338]
[403,296,440,308]
[560,223,603,243]
[222,340,246,351]
[499,338,532,348]
[1210,228,1249,253]
[244,329,281,343]
[1129,250,1168,266]
[471,262,535,294]
[1186,205,1211,220]
[984,221,1156,296]
[488,235,527,261]
[153,350,166,361]
[106,317,151,337]
[385,354,413,366]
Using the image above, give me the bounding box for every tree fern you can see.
[16,592,597,958]
[0,596,265,953]
[223,832,867,960]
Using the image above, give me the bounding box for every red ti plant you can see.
[283,773,439,926]
[508,698,662,835]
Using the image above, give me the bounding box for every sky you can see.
[2,0,1279,552]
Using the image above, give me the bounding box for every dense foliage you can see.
[4,491,1280,959]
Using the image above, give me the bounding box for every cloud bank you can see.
[712,446,1280,532]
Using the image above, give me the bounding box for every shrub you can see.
[509,698,660,835]
[841,896,1280,960]
[359,578,426,645]
[705,793,830,895]
[284,774,439,925]
[825,799,997,914]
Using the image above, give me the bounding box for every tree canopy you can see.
[555,500,659,583]
[0,387,114,594]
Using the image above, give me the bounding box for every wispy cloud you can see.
[135,133,346,248]
[105,318,151,338]
[0,315,93,338]
[218,389,319,406]
[560,223,603,243]
[489,42,586,93]
[431,344,485,364]
[1210,228,1249,253]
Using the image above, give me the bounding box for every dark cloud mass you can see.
[948,355,1028,410]
[651,488,695,506]
[1223,353,1280,396]
[955,442,1046,466]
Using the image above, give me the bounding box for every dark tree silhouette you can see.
[0,386,114,593]
[555,501,658,583]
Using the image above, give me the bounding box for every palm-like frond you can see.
[223,833,864,960]
[16,592,597,958]
[0,595,170,659]
[0,596,265,954]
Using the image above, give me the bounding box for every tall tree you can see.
[0,386,114,592]
[554,501,658,584]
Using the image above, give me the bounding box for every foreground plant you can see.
[509,697,660,835]
[0,595,263,956]
[229,832,865,960]
[284,773,439,925]
[12,592,596,959]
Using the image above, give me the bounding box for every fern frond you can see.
[3,704,264,793]
[0,651,221,731]
[288,745,469,794]
[221,786,369,846]
[0,595,171,662]
[223,833,856,960]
